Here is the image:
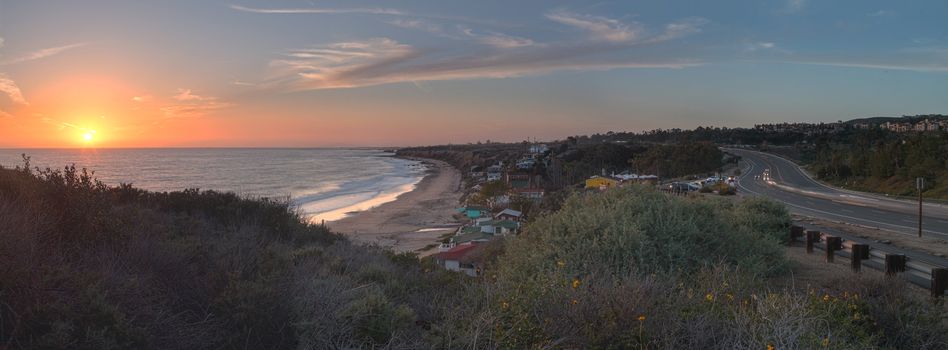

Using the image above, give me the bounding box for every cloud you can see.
[257,9,705,91]
[780,60,948,73]
[459,28,536,48]
[389,19,443,35]
[0,73,28,105]
[0,42,88,65]
[545,10,641,42]
[744,41,787,53]
[652,17,710,42]
[783,0,806,13]
[267,35,699,90]
[40,117,93,132]
[868,10,891,17]
[230,4,403,16]
[229,4,506,27]
[172,88,212,101]
[163,89,230,118]
[478,32,536,48]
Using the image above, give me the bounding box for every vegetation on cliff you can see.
[1,160,944,349]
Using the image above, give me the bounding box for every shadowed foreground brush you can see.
[0,163,944,349]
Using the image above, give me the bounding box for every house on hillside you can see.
[513,187,545,201]
[516,158,536,169]
[434,244,482,277]
[507,173,531,189]
[457,206,489,220]
[478,220,520,235]
[486,164,503,181]
[453,229,494,245]
[494,208,523,222]
[529,144,549,154]
[585,175,620,190]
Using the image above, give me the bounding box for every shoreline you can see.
[328,156,464,255]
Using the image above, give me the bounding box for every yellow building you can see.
[585,176,619,190]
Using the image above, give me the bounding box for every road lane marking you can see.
[738,180,947,239]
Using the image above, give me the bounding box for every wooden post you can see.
[789,225,804,244]
[884,254,907,276]
[805,230,820,254]
[932,268,948,298]
[851,244,869,272]
[825,236,842,263]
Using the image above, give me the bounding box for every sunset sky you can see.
[1,0,946,148]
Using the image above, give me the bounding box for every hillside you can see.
[1,161,945,349]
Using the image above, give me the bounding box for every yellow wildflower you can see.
[767,343,775,350]
[571,299,578,305]
[572,278,581,289]
[853,313,861,320]
[557,260,566,268]
[501,301,510,310]
[822,337,830,347]
[638,315,646,322]
[822,294,830,302]
[705,293,714,302]
[726,293,734,301]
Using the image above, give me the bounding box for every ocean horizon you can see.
[0,148,427,223]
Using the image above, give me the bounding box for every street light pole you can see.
[917,177,924,238]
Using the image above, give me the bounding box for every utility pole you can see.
[917,177,924,238]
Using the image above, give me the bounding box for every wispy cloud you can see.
[268,33,699,91]
[40,116,96,132]
[787,61,948,73]
[0,42,88,65]
[173,88,212,101]
[545,10,641,42]
[783,0,806,13]
[460,28,536,48]
[162,89,230,118]
[246,8,704,91]
[743,41,792,54]
[229,4,506,27]
[389,19,444,35]
[0,73,28,105]
[230,4,403,16]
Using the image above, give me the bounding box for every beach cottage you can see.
[457,206,489,219]
[494,208,523,222]
[434,244,482,277]
[478,220,520,235]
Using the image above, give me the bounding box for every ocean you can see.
[0,148,427,223]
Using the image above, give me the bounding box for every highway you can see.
[725,148,948,242]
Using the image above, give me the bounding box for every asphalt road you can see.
[725,148,948,241]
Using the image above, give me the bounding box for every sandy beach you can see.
[328,157,463,255]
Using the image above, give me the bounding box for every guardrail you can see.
[789,225,948,298]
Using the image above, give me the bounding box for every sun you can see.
[82,130,96,142]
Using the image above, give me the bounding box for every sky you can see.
[0,0,946,148]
